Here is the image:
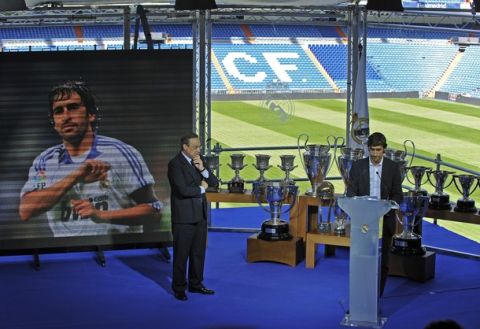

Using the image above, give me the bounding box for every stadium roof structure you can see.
[23,0,349,8]
[0,0,471,27]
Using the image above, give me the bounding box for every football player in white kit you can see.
[19,80,162,237]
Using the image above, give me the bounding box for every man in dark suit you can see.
[167,133,219,301]
[346,132,403,297]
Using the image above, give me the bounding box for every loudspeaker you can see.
[0,0,26,11]
[174,0,217,10]
[366,0,403,11]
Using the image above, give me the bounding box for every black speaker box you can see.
[174,0,217,10]
[0,0,26,11]
[366,0,404,11]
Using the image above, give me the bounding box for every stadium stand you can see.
[212,43,332,92]
[440,46,480,97]
[1,22,477,98]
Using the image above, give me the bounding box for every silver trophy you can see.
[316,181,335,233]
[253,181,299,241]
[203,154,220,192]
[252,154,272,189]
[227,153,247,193]
[426,169,455,210]
[391,191,429,256]
[406,166,431,195]
[384,140,415,184]
[337,147,364,195]
[297,134,338,196]
[277,154,297,186]
[452,174,478,213]
[332,198,348,236]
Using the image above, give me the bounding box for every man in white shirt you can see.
[347,132,403,297]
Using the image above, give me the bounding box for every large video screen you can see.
[0,50,193,250]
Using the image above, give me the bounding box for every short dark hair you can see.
[180,133,199,149]
[367,132,387,148]
[424,319,463,329]
[48,80,100,130]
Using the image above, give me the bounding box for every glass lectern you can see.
[337,196,398,328]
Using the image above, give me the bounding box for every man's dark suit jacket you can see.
[346,156,403,235]
[346,156,403,296]
[168,152,219,224]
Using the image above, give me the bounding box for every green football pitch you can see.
[210,97,480,243]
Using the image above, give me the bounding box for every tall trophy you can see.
[426,169,455,210]
[332,198,348,236]
[316,181,335,233]
[337,147,364,195]
[252,154,271,192]
[384,139,415,184]
[452,174,478,212]
[253,181,298,241]
[227,153,247,193]
[277,154,297,186]
[406,166,431,196]
[391,192,429,256]
[203,154,220,192]
[297,133,337,196]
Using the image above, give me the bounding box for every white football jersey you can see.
[21,135,161,237]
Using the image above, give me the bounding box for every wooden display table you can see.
[305,229,350,269]
[298,195,352,268]
[426,205,480,225]
[206,190,299,237]
[206,190,303,266]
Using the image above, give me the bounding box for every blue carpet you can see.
[0,207,479,329]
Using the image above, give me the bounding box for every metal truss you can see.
[0,4,478,28]
[192,10,213,153]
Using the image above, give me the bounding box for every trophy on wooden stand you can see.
[426,169,455,210]
[227,153,247,193]
[406,166,431,196]
[332,198,348,236]
[337,147,364,195]
[278,154,297,186]
[252,154,271,193]
[297,134,338,196]
[253,181,298,241]
[452,174,478,213]
[385,139,415,184]
[203,154,220,192]
[391,191,429,256]
[316,181,335,233]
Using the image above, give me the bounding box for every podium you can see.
[337,196,398,329]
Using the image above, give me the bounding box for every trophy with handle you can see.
[406,166,431,196]
[203,154,220,192]
[227,153,247,193]
[452,174,478,212]
[384,139,415,184]
[391,191,429,256]
[337,147,364,196]
[277,154,297,186]
[297,133,339,196]
[426,169,455,210]
[252,154,271,192]
[253,181,298,241]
